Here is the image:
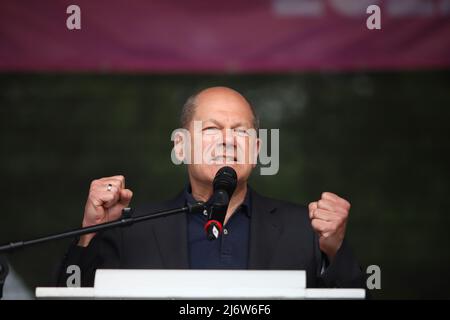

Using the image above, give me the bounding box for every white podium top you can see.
[36,269,365,300]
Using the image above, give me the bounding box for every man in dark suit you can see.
[57,87,365,289]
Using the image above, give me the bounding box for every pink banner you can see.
[1,0,449,72]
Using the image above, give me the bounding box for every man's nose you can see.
[222,128,235,145]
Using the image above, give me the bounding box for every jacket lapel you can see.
[151,191,190,269]
[248,189,282,269]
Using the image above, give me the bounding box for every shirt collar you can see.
[184,183,251,217]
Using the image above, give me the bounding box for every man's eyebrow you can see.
[204,119,222,127]
[204,118,250,128]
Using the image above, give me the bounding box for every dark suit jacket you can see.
[56,188,365,288]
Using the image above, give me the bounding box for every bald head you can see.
[180,86,259,130]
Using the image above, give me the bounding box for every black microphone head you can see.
[205,166,237,240]
[213,166,237,199]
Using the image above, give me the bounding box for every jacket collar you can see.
[247,188,282,269]
[151,190,190,269]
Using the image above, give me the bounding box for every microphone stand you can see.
[0,201,206,299]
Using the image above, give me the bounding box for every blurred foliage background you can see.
[0,71,449,299]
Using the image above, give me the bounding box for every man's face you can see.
[185,88,259,187]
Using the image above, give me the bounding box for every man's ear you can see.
[174,131,185,162]
[172,129,191,164]
[246,128,260,168]
[252,137,261,168]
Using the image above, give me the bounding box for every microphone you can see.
[204,166,237,240]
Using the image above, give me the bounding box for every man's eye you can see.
[203,127,220,135]
[234,129,249,137]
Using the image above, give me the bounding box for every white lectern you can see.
[36,269,365,299]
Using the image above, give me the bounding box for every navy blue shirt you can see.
[185,185,251,269]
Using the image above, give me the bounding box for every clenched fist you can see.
[78,175,133,247]
[308,192,350,261]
